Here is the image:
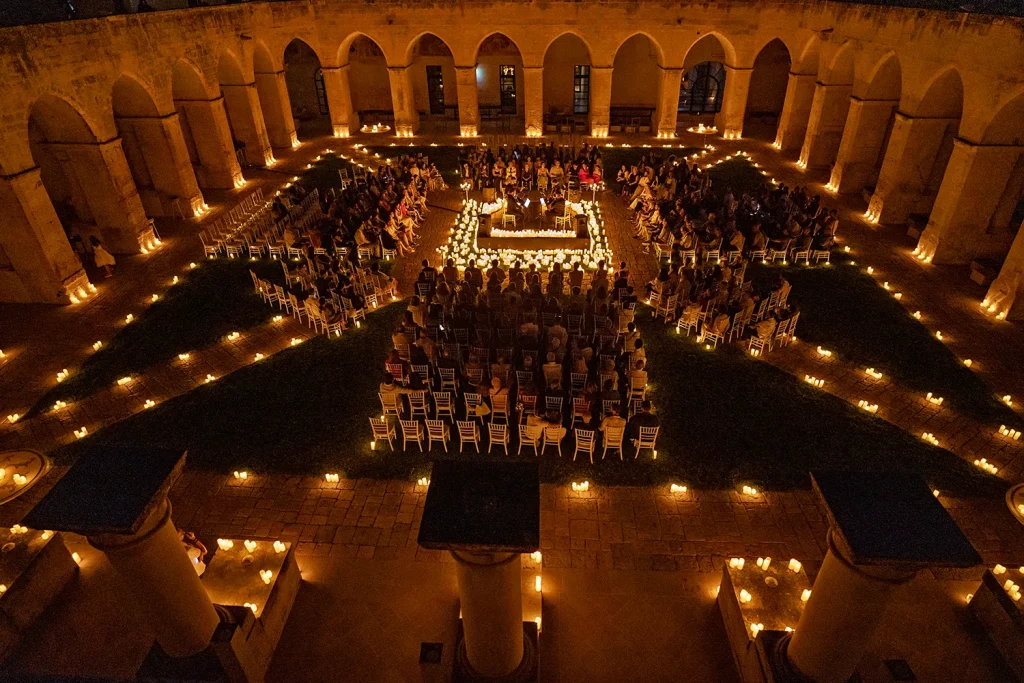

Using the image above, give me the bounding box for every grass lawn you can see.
[29,260,281,417]
[53,297,1002,496]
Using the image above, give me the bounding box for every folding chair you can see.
[602,424,624,460]
[379,391,403,418]
[633,426,659,459]
[488,422,510,455]
[425,420,450,452]
[573,429,596,464]
[516,423,540,456]
[401,419,425,451]
[369,417,396,452]
[433,391,455,422]
[457,420,481,452]
[408,391,430,420]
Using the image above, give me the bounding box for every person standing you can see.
[89,236,116,278]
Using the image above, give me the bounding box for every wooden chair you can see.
[518,424,541,456]
[491,393,509,423]
[573,429,596,464]
[542,425,565,457]
[457,420,480,452]
[425,419,450,452]
[369,417,396,451]
[379,391,403,418]
[633,426,659,459]
[400,419,425,451]
[409,391,430,420]
[488,422,510,455]
[433,391,455,422]
[602,424,624,460]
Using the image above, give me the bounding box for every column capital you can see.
[454,64,476,71]
[723,64,754,72]
[816,81,853,89]
[590,64,614,72]
[37,136,124,151]
[254,69,285,77]
[789,71,817,79]
[320,64,350,72]
[894,110,960,123]
[114,111,181,123]
[953,136,1024,151]
[848,95,899,108]
[658,65,685,74]
[0,164,43,182]
[220,81,257,89]
[387,64,413,73]
[173,94,226,104]
[522,64,544,71]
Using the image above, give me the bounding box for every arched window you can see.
[678,62,725,114]
[313,67,329,116]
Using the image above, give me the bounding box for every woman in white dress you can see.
[89,235,116,278]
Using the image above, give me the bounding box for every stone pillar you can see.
[0,167,89,303]
[774,72,816,154]
[589,66,613,138]
[799,82,853,169]
[43,138,150,253]
[254,69,298,148]
[785,530,915,683]
[220,83,274,166]
[984,220,1024,320]
[827,97,898,194]
[320,65,358,138]
[523,66,544,137]
[387,65,420,136]
[453,550,525,677]
[175,97,245,190]
[455,66,480,137]
[866,112,959,225]
[714,65,753,139]
[89,499,221,658]
[654,67,684,138]
[115,112,205,217]
[917,139,1021,263]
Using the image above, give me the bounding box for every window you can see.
[573,65,590,115]
[425,65,445,115]
[678,62,726,114]
[313,67,329,116]
[499,65,517,115]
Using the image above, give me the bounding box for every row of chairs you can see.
[369,416,658,463]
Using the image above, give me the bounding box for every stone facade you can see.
[1,1,1024,304]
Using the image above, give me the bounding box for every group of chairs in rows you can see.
[372,387,658,463]
[651,233,832,268]
[199,189,322,261]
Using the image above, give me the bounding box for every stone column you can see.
[654,67,684,138]
[254,69,298,148]
[387,65,420,136]
[115,112,205,217]
[43,138,150,253]
[827,97,898,194]
[0,167,89,303]
[774,72,816,154]
[799,82,853,169]
[916,139,1021,263]
[866,112,959,225]
[589,66,613,138]
[453,550,525,677]
[89,499,221,658]
[523,66,544,137]
[984,220,1024,320]
[784,530,916,683]
[455,66,480,137]
[220,82,274,166]
[714,65,753,139]
[175,97,245,190]
[321,65,358,138]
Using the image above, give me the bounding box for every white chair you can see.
[289,293,306,325]
[518,424,541,456]
[502,214,516,229]
[793,249,810,265]
[602,424,624,461]
[633,426,659,459]
[677,307,701,336]
[369,417,396,452]
[425,420,450,452]
[573,429,596,464]
[438,367,457,391]
[570,372,587,393]
[379,392,403,418]
[545,395,563,415]
[748,335,769,357]
[433,391,455,422]
[572,397,590,426]
[542,425,564,457]
[401,419,425,451]
[554,205,572,231]
[464,393,485,424]
[409,391,430,420]
[812,249,831,264]
[457,420,480,452]
[491,393,509,423]
[488,422,510,455]
[702,331,723,349]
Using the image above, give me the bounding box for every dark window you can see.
[313,67,329,116]
[499,65,517,115]
[426,65,445,115]
[678,62,726,114]
[573,65,590,115]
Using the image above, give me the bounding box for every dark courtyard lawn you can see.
[29,259,280,417]
[53,302,1001,496]
[774,260,1017,424]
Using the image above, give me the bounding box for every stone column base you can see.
[454,621,538,683]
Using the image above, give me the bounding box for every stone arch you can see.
[406,33,456,125]
[172,59,244,190]
[914,67,964,119]
[336,33,395,129]
[29,93,149,254]
[981,88,1024,146]
[111,74,161,118]
[824,41,855,85]
[795,35,821,76]
[863,52,901,101]
[473,32,526,131]
[682,32,737,70]
[253,40,279,74]
[678,35,730,117]
[543,32,593,126]
[744,38,792,140]
[611,33,664,118]
[285,37,333,138]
